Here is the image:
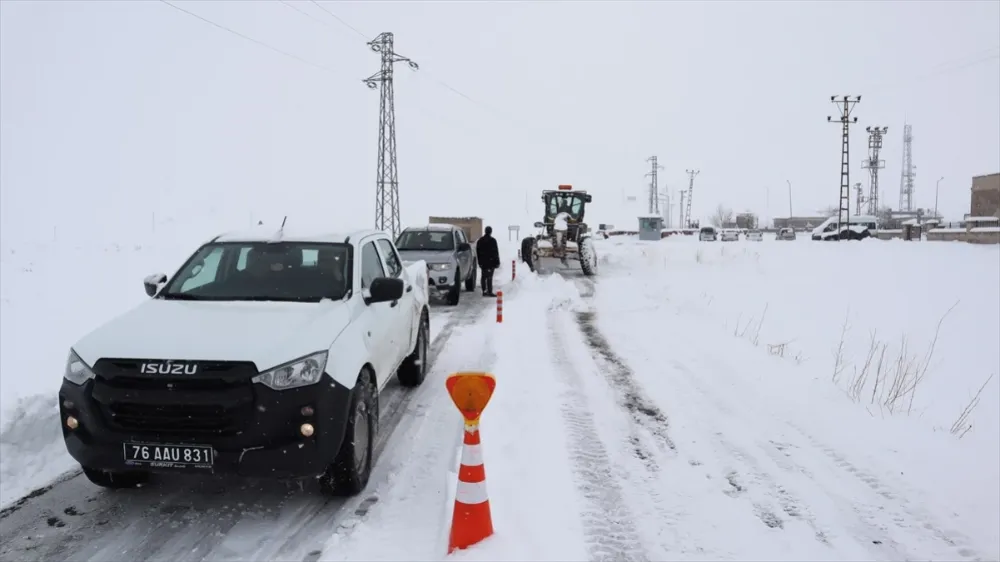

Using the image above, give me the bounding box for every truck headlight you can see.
[64,349,96,386]
[252,351,328,390]
[428,263,451,271]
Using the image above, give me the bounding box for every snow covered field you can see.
[1,233,997,561]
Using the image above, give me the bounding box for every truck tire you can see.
[397,311,429,387]
[520,237,537,272]
[580,236,597,276]
[320,369,377,496]
[82,466,149,489]
[446,272,461,305]
[465,263,477,292]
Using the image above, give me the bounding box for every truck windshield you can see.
[395,230,454,251]
[159,242,351,302]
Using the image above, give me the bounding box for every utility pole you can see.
[659,189,671,228]
[935,176,944,219]
[862,125,888,218]
[364,32,418,237]
[684,169,700,228]
[898,123,915,212]
[827,95,861,240]
[786,179,793,219]
[645,156,663,215]
[855,182,865,212]
[679,190,686,229]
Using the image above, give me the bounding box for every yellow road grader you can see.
[520,184,598,276]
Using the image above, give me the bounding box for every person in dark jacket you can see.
[475,226,501,297]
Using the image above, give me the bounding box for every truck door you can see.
[360,241,396,389]
[455,229,471,277]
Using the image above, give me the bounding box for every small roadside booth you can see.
[638,215,664,241]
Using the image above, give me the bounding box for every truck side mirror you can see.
[457,242,471,252]
[143,273,168,297]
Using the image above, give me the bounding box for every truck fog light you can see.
[300,405,314,416]
[66,416,79,430]
[300,423,315,437]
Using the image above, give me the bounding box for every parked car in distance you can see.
[746,230,763,241]
[720,229,740,242]
[395,224,477,305]
[776,227,797,240]
[699,226,718,241]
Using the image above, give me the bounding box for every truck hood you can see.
[72,298,352,373]
[396,249,453,265]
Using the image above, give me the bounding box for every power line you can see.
[280,1,339,32]
[309,0,371,41]
[158,0,342,77]
[299,0,605,159]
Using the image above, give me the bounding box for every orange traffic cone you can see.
[448,419,494,553]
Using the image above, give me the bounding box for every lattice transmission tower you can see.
[645,156,663,215]
[684,169,699,228]
[862,126,888,216]
[364,32,418,237]
[827,95,861,239]
[898,123,916,212]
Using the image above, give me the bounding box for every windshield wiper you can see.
[230,296,322,303]
[160,293,209,300]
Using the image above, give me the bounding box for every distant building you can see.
[970,173,1000,218]
[772,216,826,231]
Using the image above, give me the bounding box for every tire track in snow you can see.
[574,310,678,458]
[667,356,966,560]
[570,277,677,465]
[783,425,985,561]
[0,298,491,562]
[662,358,842,546]
[547,314,649,562]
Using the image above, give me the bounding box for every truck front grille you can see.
[91,359,257,436]
[106,402,241,434]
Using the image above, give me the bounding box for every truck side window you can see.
[360,241,386,289]
[376,239,403,278]
[455,229,467,245]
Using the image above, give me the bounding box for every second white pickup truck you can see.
[58,227,430,497]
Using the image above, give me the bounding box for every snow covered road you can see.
[1,236,996,561]
[320,238,998,561]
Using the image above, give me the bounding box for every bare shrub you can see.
[750,304,768,347]
[848,330,879,401]
[950,373,995,438]
[832,308,850,385]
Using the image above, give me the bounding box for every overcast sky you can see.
[1,0,998,245]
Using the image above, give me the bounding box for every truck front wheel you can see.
[320,368,377,496]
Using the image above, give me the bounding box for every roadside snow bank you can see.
[0,240,194,508]
[322,271,590,561]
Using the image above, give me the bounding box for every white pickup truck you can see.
[58,227,430,497]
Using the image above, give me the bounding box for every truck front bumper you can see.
[58,373,353,479]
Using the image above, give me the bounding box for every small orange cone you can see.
[445,373,497,554]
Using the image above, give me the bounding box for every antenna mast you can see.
[898,123,916,212]
[862,125,888,217]
[645,156,664,215]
